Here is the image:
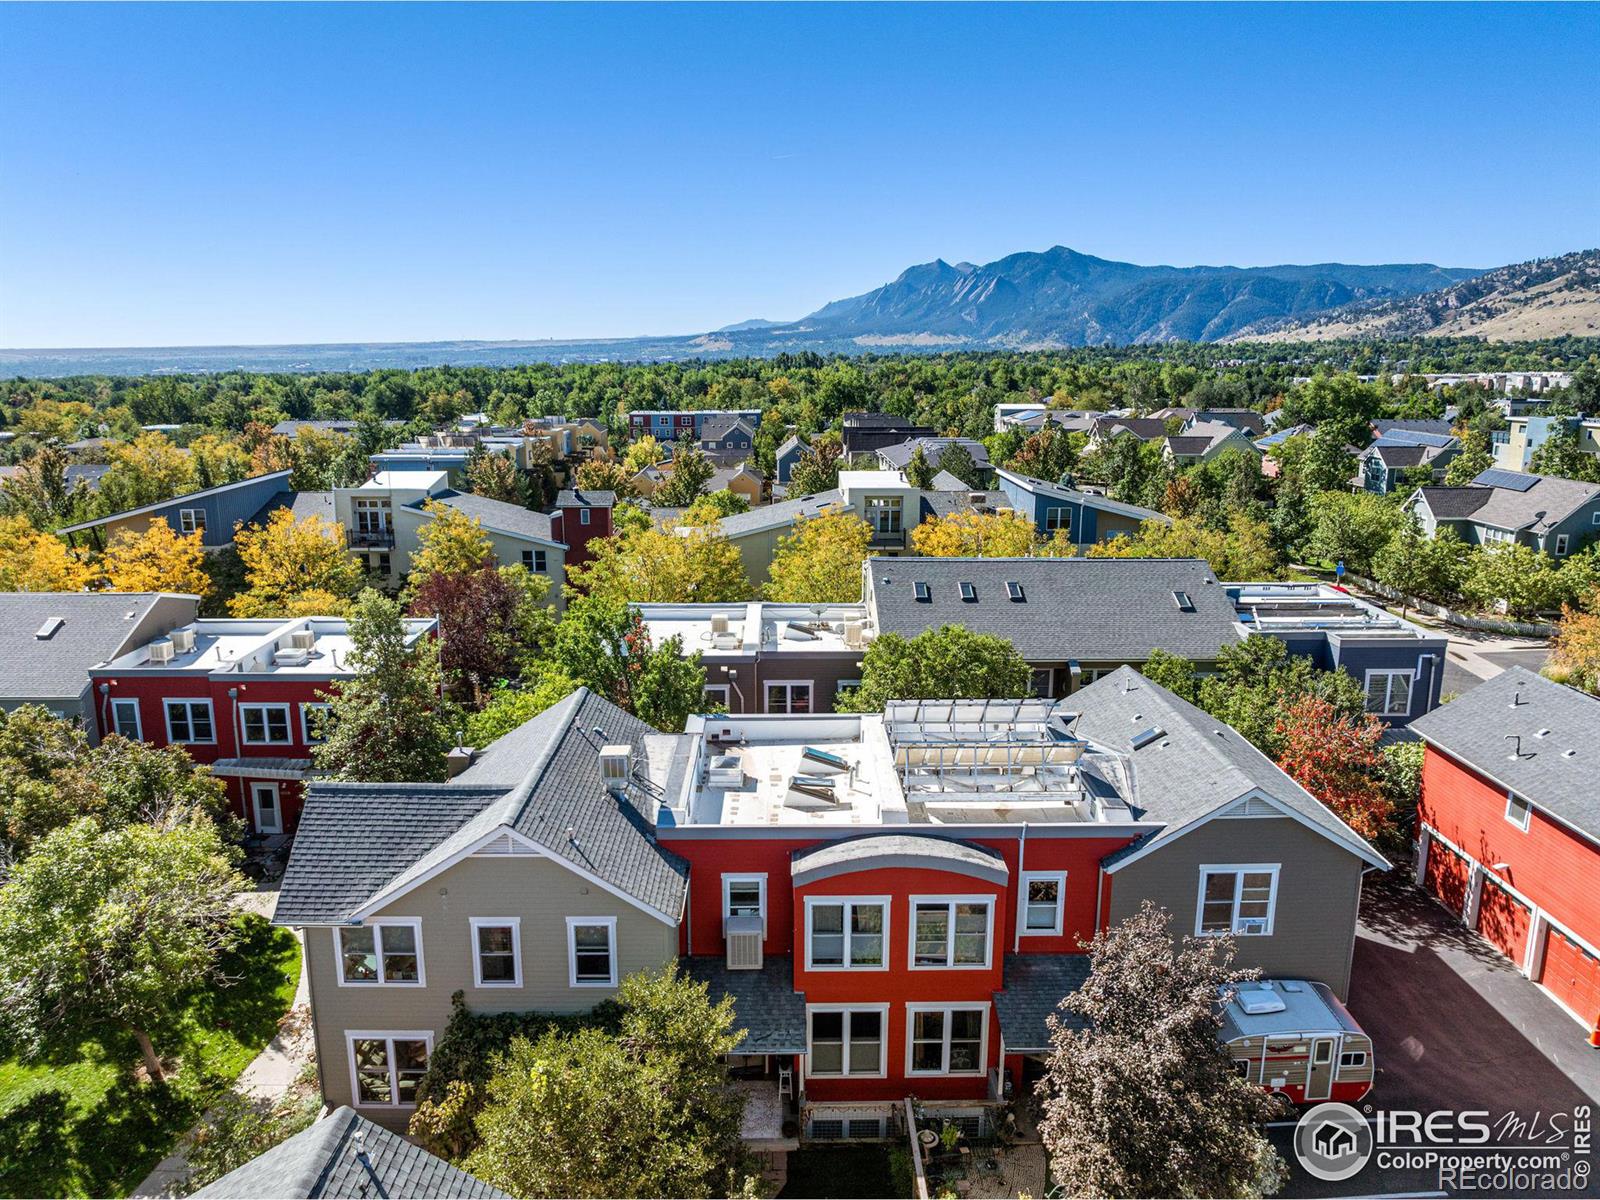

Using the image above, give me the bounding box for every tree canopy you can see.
[837,624,1033,713]
[765,508,872,604]
[229,508,361,617]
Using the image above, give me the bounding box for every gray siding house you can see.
[1408,469,1600,558]
[58,470,294,551]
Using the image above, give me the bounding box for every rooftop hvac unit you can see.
[711,612,730,635]
[146,639,176,665]
[289,628,316,650]
[706,754,744,789]
[725,915,764,971]
[599,744,632,792]
[273,648,311,667]
[843,620,865,649]
[169,627,196,653]
[712,632,740,650]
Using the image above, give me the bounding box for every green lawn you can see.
[0,914,301,1199]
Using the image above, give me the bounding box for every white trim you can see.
[1195,864,1280,937]
[905,1003,990,1077]
[703,683,731,706]
[1504,791,1533,832]
[1019,871,1067,937]
[350,822,677,927]
[469,916,522,988]
[1106,787,1388,874]
[566,916,618,988]
[1363,669,1415,717]
[805,1003,890,1079]
[722,873,768,937]
[163,698,216,745]
[1554,533,1570,556]
[907,895,994,970]
[763,678,815,715]
[345,1030,434,1110]
[249,781,283,835]
[803,895,890,972]
[109,697,143,740]
[335,919,426,988]
[300,701,332,745]
[178,507,207,535]
[239,702,294,746]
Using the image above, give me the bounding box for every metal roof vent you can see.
[34,617,64,640]
[1130,726,1166,751]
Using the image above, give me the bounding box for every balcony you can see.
[347,528,395,549]
[869,528,906,549]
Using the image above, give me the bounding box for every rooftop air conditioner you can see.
[599,744,632,793]
[843,620,865,649]
[712,632,740,650]
[725,914,764,971]
[169,628,196,653]
[146,639,176,665]
[711,612,730,635]
[289,629,316,651]
[273,648,311,667]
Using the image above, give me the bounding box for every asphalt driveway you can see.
[1275,873,1600,1198]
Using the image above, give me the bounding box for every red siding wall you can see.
[1419,747,1600,947]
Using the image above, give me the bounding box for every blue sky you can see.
[1,3,1595,348]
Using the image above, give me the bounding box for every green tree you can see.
[465,448,526,505]
[765,509,872,604]
[411,501,495,580]
[1196,636,1367,759]
[1086,513,1281,580]
[0,817,245,1082]
[837,625,1032,713]
[1306,491,1401,576]
[935,441,981,487]
[1005,425,1081,483]
[230,509,362,617]
[1444,429,1494,486]
[652,447,715,508]
[787,434,845,496]
[1464,542,1569,619]
[314,589,455,782]
[904,445,936,489]
[682,490,751,524]
[1138,648,1199,703]
[465,966,754,1199]
[541,596,710,732]
[1528,422,1600,483]
[1038,901,1286,1199]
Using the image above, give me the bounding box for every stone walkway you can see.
[132,887,313,1198]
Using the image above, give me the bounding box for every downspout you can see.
[1014,822,1028,953]
[1094,865,1105,935]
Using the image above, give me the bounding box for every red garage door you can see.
[1424,837,1470,915]
[1476,880,1531,966]
[1540,926,1600,1034]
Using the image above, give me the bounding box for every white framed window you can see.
[346,1031,432,1108]
[178,508,206,535]
[1505,792,1532,832]
[521,549,535,570]
[703,683,731,706]
[250,782,282,835]
[1554,534,1570,556]
[567,916,617,987]
[337,920,425,986]
[164,699,215,744]
[765,680,813,714]
[301,702,332,744]
[110,697,142,740]
[534,548,547,572]
[1197,866,1279,937]
[805,897,888,970]
[1020,872,1066,936]
[1339,1050,1368,1069]
[1592,512,1600,527]
[910,897,993,969]
[806,1005,888,1078]
[240,703,293,745]
[470,917,522,988]
[1364,670,1413,716]
[907,1005,988,1076]
[1043,506,1071,534]
[579,508,592,526]
[723,874,767,933]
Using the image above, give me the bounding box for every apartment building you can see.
[88,613,436,834]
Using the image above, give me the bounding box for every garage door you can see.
[1540,926,1600,1034]
[1476,879,1531,965]
[1423,837,1470,916]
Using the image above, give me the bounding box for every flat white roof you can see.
[96,616,435,677]
[636,602,869,656]
[362,470,449,491]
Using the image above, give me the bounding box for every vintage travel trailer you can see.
[1219,979,1375,1103]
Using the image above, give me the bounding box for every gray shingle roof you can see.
[917,490,1011,521]
[993,954,1091,1053]
[1192,409,1267,437]
[1372,443,1432,468]
[1409,667,1600,843]
[1071,667,1387,870]
[57,470,294,535]
[876,437,993,472]
[715,489,844,536]
[681,956,807,1054]
[192,1106,506,1198]
[1462,471,1600,535]
[556,488,616,508]
[1092,417,1167,442]
[276,689,688,925]
[700,415,757,442]
[418,489,558,544]
[1374,418,1454,439]
[867,557,1245,664]
[0,592,195,703]
[1415,486,1492,519]
[248,490,337,529]
[1166,435,1212,457]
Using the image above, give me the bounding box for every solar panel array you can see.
[1473,468,1538,493]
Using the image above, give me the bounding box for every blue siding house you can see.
[774,434,809,485]
[59,470,295,551]
[994,468,1168,548]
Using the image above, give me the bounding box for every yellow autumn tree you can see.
[570,521,751,604]
[0,516,95,592]
[94,432,196,515]
[1085,513,1282,581]
[909,509,1039,558]
[410,501,494,580]
[765,509,873,603]
[101,524,212,599]
[229,509,362,616]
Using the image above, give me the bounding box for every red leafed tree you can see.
[1273,695,1394,842]
[409,566,545,706]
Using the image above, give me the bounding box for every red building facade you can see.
[89,615,437,836]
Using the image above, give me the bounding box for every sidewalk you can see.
[132,888,313,1198]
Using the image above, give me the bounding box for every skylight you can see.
[959,582,977,602]
[1006,581,1025,602]
[1173,590,1195,612]
[913,581,931,603]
